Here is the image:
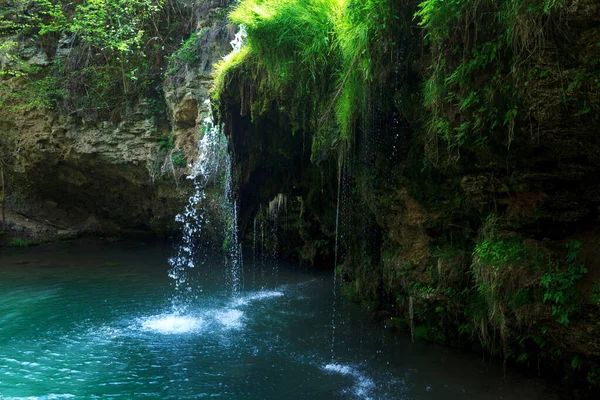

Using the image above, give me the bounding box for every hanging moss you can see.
[212,0,401,160]
[413,0,600,159]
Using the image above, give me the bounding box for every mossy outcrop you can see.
[0,0,236,241]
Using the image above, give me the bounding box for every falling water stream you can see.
[166,26,247,322]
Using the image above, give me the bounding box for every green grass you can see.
[212,0,397,159]
[8,238,33,247]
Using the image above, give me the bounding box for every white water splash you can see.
[139,288,283,335]
[141,314,204,334]
[214,309,244,329]
[232,290,284,307]
[323,363,376,400]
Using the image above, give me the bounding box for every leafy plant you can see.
[1,0,193,118]
[171,150,187,168]
[166,28,210,77]
[473,237,527,269]
[588,368,600,387]
[590,282,600,306]
[8,238,33,247]
[540,241,587,326]
[415,0,567,155]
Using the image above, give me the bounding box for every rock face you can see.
[0,1,236,239]
[2,103,180,235]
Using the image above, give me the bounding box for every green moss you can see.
[212,46,251,104]
[212,0,399,160]
[8,238,33,247]
[387,317,410,331]
[415,0,568,152]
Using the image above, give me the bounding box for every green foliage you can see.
[395,262,414,277]
[588,368,600,387]
[212,0,399,160]
[411,317,448,344]
[590,282,600,306]
[473,237,527,268]
[342,283,363,303]
[387,317,410,331]
[469,226,545,355]
[540,241,587,326]
[0,0,194,118]
[8,238,33,247]
[166,28,210,76]
[64,0,166,112]
[415,0,566,152]
[0,66,64,111]
[171,150,187,168]
[571,355,583,371]
[158,135,175,152]
[154,134,187,171]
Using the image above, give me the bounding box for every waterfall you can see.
[168,26,247,306]
[168,99,228,308]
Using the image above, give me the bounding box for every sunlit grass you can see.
[211,0,395,158]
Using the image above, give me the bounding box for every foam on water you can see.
[141,314,204,334]
[324,363,353,375]
[214,309,244,329]
[232,290,284,307]
[323,363,376,400]
[135,289,285,335]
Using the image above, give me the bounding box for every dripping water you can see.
[331,158,342,361]
[260,218,266,289]
[252,216,258,286]
[268,193,286,283]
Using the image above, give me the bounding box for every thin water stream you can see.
[0,239,559,399]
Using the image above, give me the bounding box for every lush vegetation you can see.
[415,0,599,158]
[212,0,402,160]
[0,0,197,118]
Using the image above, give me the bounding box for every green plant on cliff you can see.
[8,238,33,247]
[152,134,187,174]
[212,0,400,160]
[0,0,196,118]
[540,240,587,326]
[67,0,163,96]
[415,0,565,156]
[473,236,528,269]
[469,216,548,356]
[166,28,210,77]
